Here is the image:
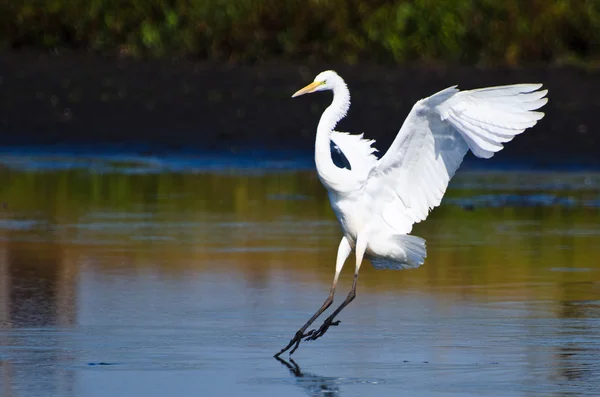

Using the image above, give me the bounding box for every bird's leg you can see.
[274,286,335,357]
[305,234,366,342]
[304,275,356,341]
[274,237,351,357]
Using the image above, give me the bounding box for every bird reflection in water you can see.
[275,357,341,397]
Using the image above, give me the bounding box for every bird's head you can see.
[292,70,340,98]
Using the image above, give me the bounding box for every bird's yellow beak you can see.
[292,81,323,98]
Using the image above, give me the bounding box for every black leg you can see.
[274,236,352,357]
[305,275,357,341]
[274,288,335,357]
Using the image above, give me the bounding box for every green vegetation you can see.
[1,0,600,64]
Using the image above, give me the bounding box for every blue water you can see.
[0,149,599,397]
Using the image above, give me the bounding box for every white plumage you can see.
[369,83,547,236]
[330,131,378,169]
[275,70,548,357]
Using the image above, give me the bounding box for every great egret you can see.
[274,70,548,357]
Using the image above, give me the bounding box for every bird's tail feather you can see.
[368,235,426,270]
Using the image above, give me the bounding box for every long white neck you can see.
[315,78,351,191]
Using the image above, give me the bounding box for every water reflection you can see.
[2,242,76,328]
[0,242,77,397]
[276,357,341,397]
[554,296,600,385]
[0,155,599,397]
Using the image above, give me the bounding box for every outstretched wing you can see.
[365,84,548,234]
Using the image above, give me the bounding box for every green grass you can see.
[2,0,600,65]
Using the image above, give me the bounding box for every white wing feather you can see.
[366,84,548,234]
[330,130,378,172]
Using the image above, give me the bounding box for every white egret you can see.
[274,70,548,357]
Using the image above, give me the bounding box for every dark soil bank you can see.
[0,51,598,167]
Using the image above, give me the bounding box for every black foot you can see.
[274,329,312,357]
[304,319,341,341]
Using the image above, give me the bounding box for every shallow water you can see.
[0,153,599,397]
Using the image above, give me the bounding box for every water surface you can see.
[0,153,599,397]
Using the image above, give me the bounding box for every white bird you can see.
[274,70,548,357]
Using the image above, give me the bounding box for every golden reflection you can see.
[0,167,599,306]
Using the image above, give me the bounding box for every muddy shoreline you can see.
[0,51,598,167]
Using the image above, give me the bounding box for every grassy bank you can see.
[2,0,600,64]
